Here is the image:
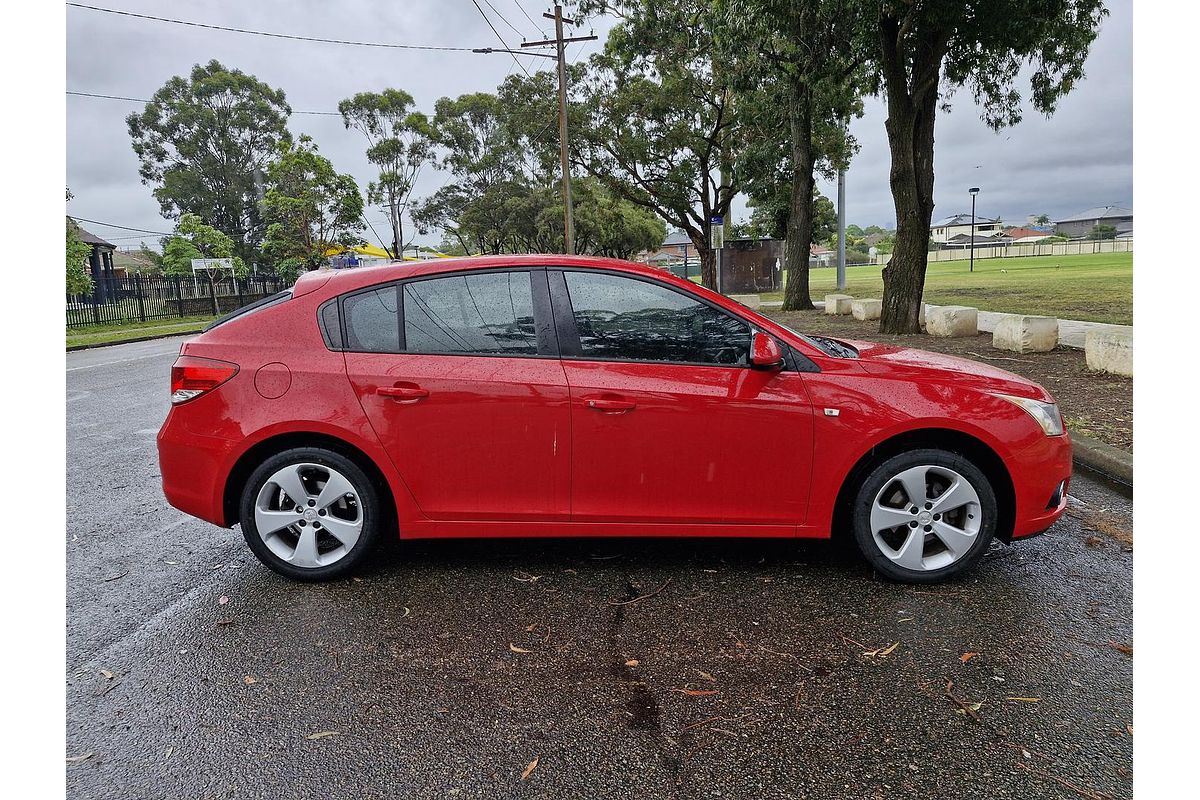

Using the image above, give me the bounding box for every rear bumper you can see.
[157,409,238,527]
[1010,434,1073,540]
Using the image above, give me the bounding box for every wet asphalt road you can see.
[67,336,1133,800]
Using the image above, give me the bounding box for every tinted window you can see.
[563,272,750,365]
[343,286,399,352]
[403,271,538,355]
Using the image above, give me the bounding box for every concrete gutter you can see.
[66,329,201,352]
[1070,432,1133,489]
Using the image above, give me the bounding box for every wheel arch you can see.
[221,431,397,531]
[831,427,1017,543]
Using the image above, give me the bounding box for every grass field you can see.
[66,316,216,348]
[766,252,1133,325]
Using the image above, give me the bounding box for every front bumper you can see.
[1010,434,1073,540]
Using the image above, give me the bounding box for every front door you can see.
[550,269,814,527]
[343,269,570,521]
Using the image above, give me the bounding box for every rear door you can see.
[550,268,814,527]
[341,268,570,521]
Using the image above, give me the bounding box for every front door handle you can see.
[377,385,429,402]
[585,397,636,413]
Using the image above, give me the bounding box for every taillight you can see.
[170,356,239,404]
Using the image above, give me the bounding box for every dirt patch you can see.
[764,309,1132,452]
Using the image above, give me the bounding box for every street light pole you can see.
[969,187,980,273]
[836,166,847,291]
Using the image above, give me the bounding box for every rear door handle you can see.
[585,397,636,412]
[377,385,429,402]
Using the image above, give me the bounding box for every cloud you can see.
[66,0,1131,248]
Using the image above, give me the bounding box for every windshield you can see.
[775,321,860,359]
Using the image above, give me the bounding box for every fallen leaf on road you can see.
[1126,724,1133,736]
[244,675,258,685]
[102,572,127,583]
[1108,641,1133,656]
[512,571,541,583]
[306,731,339,740]
[164,561,178,565]
[66,752,94,764]
[1007,697,1041,703]
[670,688,720,696]
[697,670,716,682]
[521,757,539,780]
[863,642,899,657]
[509,644,532,654]
[218,595,229,605]
[625,659,639,668]
[165,746,173,759]
[955,701,984,715]
[960,652,978,663]
[100,669,113,680]
[215,619,235,626]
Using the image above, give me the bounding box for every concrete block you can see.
[992,315,1058,353]
[728,293,762,310]
[920,304,927,326]
[824,294,853,315]
[1085,330,1132,377]
[851,298,882,321]
[926,305,978,337]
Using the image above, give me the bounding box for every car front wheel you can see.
[239,447,380,582]
[851,449,997,583]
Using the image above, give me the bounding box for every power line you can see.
[68,216,175,235]
[66,3,481,52]
[479,0,528,39]
[66,90,342,116]
[469,0,531,77]
[511,1,542,33]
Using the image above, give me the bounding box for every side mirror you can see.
[750,332,784,370]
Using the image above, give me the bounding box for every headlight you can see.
[992,393,1064,436]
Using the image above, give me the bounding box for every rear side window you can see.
[563,271,750,365]
[343,285,399,352]
[402,271,538,355]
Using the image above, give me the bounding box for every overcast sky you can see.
[66,0,1131,250]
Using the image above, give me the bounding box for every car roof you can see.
[295,254,678,295]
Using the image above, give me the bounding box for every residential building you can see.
[68,218,117,299]
[930,213,1004,244]
[1003,226,1053,244]
[1054,205,1133,239]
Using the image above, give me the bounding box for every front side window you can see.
[403,271,538,355]
[563,271,750,365]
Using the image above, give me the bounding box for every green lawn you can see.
[66,316,216,348]
[766,252,1133,325]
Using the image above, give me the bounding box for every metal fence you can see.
[66,274,289,329]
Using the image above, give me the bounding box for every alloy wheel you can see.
[253,463,364,569]
[868,464,983,572]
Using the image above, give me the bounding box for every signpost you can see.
[711,215,724,294]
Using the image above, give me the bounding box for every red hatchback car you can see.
[158,255,1070,583]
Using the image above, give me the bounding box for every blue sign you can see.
[710,215,724,225]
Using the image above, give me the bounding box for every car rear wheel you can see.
[851,449,997,583]
[239,447,380,582]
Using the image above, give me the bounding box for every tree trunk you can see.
[781,86,817,312]
[695,236,717,290]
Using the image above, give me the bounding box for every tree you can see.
[871,0,1107,333]
[723,0,867,309]
[66,220,93,296]
[127,60,292,267]
[260,136,365,281]
[162,213,247,313]
[1087,223,1117,240]
[1034,213,1051,225]
[338,89,433,257]
[574,0,740,288]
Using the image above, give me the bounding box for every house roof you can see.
[67,218,115,249]
[1055,205,1133,223]
[945,232,1011,245]
[931,213,1002,228]
[113,249,159,271]
[662,230,692,247]
[1004,226,1049,240]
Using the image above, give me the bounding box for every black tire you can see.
[851,448,997,583]
[239,447,381,582]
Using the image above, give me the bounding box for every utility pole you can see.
[521,6,596,255]
[836,166,846,291]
